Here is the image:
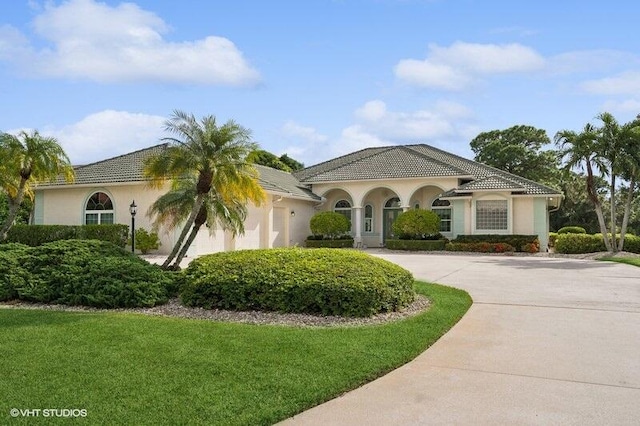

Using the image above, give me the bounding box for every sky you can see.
[1,0,639,167]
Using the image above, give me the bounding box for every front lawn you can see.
[1,281,470,425]
[599,256,640,268]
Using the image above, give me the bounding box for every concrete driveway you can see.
[280,254,640,425]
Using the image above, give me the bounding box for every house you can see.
[34,143,562,254]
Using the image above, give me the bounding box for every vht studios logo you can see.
[10,408,87,418]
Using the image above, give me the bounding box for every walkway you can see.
[280,254,640,425]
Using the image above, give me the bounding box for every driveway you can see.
[280,254,640,425]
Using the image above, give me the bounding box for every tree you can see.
[279,154,304,171]
[0,130,74,240]
[616,117,640,250]
[248,149,292,172]
[470,125,559,184]
[549,169,603,233]
[144,111,265,269]
[556,123,612,251]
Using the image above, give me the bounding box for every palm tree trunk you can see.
[618,171,636,252]
[0,178,27,241]
[585,162,612,251]
[162,194,206,268]
[171,205,208,269]
[610,174,618,253]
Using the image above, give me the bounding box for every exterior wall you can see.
[35,184,317,256]
[533,197,550,251]
[512,197,535,235]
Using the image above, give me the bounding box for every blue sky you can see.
[1,0,639,167]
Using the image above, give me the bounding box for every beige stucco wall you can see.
[512,196,535,235]
[36,184,317,256]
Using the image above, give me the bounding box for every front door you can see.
[383,208,402,242]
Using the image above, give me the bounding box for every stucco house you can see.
[34,143,562,255]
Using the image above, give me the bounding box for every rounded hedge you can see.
[181,248,416,317]
[0,243,31,301]
[392,209,440,240]
[557,226,587,234]
[2,239,171,307]
[309,211,351,239]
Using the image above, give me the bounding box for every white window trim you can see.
[85,191,115,225]
[472,196,512,234]
[431,199,452,235]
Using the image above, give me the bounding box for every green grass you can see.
[599,256,640,267]
[1,281,471,425]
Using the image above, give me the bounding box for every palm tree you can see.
[617,118,640,251]
[0,130,74,240]
[144,110,265,269]
[555,124,613,251]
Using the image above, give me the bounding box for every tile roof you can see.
[37,144,321,201]
[295,143,561,196]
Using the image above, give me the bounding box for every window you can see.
[476,200,508,231]
[364,204,373,233]
[85,192,114,225]
[385,197,401,208]
[334,199,352,224]
[431,199,452,233]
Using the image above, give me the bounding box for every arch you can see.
[84,191,115,224]
[408,184,447,210]
[359,185,404,208]
[333,199,352,223]
[318,186,356,204]
[384,197,401,208]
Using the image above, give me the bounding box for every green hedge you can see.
[0,240,171,307]
[451,234,539,252]
[181,248,416,317]
[309,211,351,239]
[4,224,129,247]
[385,239,446,251]
[392,210,440,239]
[0,243,31,301]
[557,226,587,234]
[305,239,354,248]
[555,233,640,254]
[445,242,515,253]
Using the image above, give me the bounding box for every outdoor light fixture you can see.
[130,200,137,253]
[290,210,296,217]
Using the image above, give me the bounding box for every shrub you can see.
[554,234,606,254]
[305,239,354,248]
[445,242,515,253]
[557,226,587,235]
[309,212,351,239]
[385,239,447,251]
[548,232,558,248]
[392,210,440,240]
[621,234,640,254]
[181,248,415,317]
[130,228,161,254]
[14,240,169,308]
[451,235,539,252]
[5,224,129,247]
[0,243,30,301]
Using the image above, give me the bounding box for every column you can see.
[353,206,362,247]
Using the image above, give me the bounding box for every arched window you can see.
[334,199,352,223]
[364,204,373,233]
[431,198,451,232]
[384,197,401,208]
[85,192,114,225]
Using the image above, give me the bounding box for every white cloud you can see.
[394,41,545,90]
[0,0,260,86]
[281,121,328,143]
[42,110,165,164]
[601,99,640,115]
[283,100,477,165]
[581,71,640,95]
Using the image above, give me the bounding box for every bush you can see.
[130,228,161,254]
[11,240,170,308]
[4,224,129,247]
[557,226,587,234]
[181,248,415,317]
[548,232,558,248]
[622,234,640,254]
[305,239,354,248]
[385,239,447,251]
[309,212,351,239]
[451,234,539,252]
[554,234,606,254]
[0,243,31,301]
[445,242,515,253]
[392,210,440,240]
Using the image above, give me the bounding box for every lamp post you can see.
[129,200,137,253]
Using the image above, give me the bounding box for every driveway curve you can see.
[281,254,640,425]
